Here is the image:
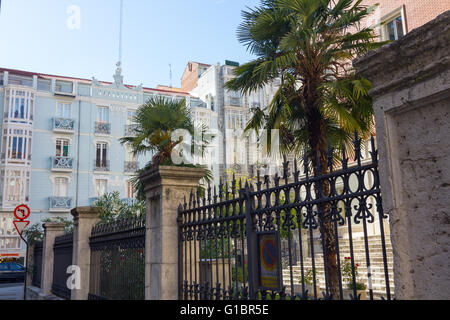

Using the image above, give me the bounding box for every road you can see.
[0,282,24,300]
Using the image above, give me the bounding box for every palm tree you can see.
[226,0,386,299]
[120,96,213,201]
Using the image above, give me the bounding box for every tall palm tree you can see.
[226,0,386,299]
[120,96,213,200]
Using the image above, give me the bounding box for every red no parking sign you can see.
[12,204,31,300]
[13,204,31,235]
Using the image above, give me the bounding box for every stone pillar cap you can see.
[42,222,66,231]
[140,165,205,191]
[71,206,101,219]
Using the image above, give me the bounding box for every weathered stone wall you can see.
[354,11,450,300]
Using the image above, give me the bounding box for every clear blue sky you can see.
[0,0,261,89]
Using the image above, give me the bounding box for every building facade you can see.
[0,65,194,260]
[186,61,281,182]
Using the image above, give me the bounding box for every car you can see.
[0,262,25,282]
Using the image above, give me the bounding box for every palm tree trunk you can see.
[305,88,341,299]
[309,132,340,300]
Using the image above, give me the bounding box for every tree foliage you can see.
[119,96,213,201]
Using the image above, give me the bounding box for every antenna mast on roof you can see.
[118,0,124,67]
[169,63,173,88]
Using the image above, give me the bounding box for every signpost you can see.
[257,231,282,291]
[13,204,31,300]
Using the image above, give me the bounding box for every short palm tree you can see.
[120,96,212,200]
[226,0,386,299]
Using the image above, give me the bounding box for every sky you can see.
[0,0,262,89]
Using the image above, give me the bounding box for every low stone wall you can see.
[354,11,450,300]
[26,285,64,300]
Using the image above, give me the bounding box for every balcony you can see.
[95,122,111,135]
[51,156,74,171]
[121,198,138,206]
[54,81,75,97]
[94,160,110,172]
[124,124,138,137]
[54,118,75,132]
[124,161,139,173]
[49,197,73,211]
[227,97,242,107]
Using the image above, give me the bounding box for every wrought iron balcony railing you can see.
[54,118,75,131]
[124,161,139,173]
[95,122,111,135]
[121,198,138,206]
[49,197,73,210]
[51,156,74,170]
[94,160,110,172]
[124,124,138,137]
[227,97,242,107]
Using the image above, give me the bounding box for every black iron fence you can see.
[178,135,393,300]
[52,233,73,299]
[32,241,43,288]
[88,216,145,300]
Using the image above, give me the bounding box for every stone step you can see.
[284,267,394,277]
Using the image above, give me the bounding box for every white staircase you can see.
[282,235,395,299]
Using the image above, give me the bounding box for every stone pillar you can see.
[70,207,101,300]
[40,222,65,297]
[140,165,205,300]
[354,11,450,300]
[26,242,34,286]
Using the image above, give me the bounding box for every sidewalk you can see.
[0,282,24,300]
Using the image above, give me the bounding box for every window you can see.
[381,9,405,41]
[4,89,34,123]
[37,79,51,91]
[384,16,404,41]
[126,180,135,199]
[95,179,107,197]
[227,111,245,130]
[2,128,31,162]
[54,177,69,197]
[56,139,69,157]
[55,80,73,94]
[96,143,108,167]
[97,106,110,123]
[127,110,136,125]
[57,102,71,118]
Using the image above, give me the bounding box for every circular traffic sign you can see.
[260,238,277,271]
[14,204,30,220]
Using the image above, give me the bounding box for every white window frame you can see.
[97,106,110,123]
[95,179,108,197]
[54,177,69,197]
[95,142,108,167]
[56,102,72,118]
[56,139,70,157]
[380,7,407,41]
[126,180,135,199]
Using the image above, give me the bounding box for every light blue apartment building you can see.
[0,65,205,259]
[0,61,280,260]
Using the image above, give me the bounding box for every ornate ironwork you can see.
[124,161,138,173]
[52,233,73,299]
[32,241,43,288]
[178,134,393,300]
[95,122,111,135]
[54,118,75,131]
[49,197,73,210]
[94,160,110,172]
[124,124,138,137]
[88,215,145,300]
[51,156,74,170]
